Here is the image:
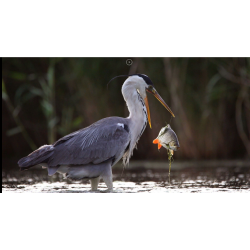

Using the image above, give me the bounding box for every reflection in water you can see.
[2,164,250,193]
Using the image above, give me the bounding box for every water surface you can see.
[2,161,250,193]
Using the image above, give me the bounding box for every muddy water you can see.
[2,161,250,193]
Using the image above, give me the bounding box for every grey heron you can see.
[18,74,175,191]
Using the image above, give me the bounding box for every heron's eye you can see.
[148,85,153,90]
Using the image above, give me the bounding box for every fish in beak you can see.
[153,124,180,183]
[153,124,180,154]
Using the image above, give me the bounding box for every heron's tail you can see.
[18,145,54,170]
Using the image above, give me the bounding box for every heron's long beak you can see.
[146,87,175,118]
[144,96,152,128]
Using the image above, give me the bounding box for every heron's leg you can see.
[90,177,100,191]
[102,164,113,191]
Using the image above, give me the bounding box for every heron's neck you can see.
[122,84,147,122]
[121,82,148,165]
[122,84,148,144]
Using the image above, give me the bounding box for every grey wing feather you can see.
[48,117,130,167]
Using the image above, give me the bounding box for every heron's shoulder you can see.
[92,117,130,134]
[94,116,129,126]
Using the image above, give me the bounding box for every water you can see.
[2,161,250,193]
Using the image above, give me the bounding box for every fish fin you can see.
[158,143,162,149]
[153,139,159,144]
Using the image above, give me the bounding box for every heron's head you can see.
[125,74,175,128]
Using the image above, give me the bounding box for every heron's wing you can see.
[48,117,130,166]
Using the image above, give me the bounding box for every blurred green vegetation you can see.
[2,58,250,164]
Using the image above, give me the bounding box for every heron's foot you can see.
[89,189,100,193]
[103,188,113,193]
